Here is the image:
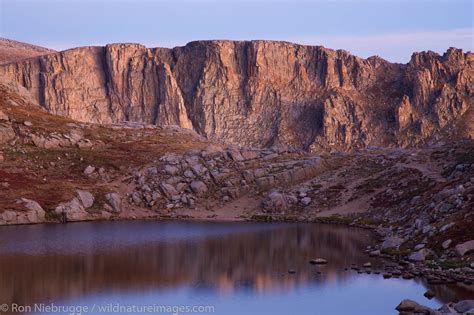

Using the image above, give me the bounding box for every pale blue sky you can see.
[0,0,472,62]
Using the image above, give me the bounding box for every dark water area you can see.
[0,221,471,315]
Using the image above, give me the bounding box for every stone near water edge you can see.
[408,249,430,262]
[423,290,435,300]
[381,236,404,250]
[455,240,474,256]
[369,250,381,257]
[55,198,88,222]
[395,299,419,312]
[20,198,44,213]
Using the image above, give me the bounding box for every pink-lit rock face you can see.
[1,42,471,150]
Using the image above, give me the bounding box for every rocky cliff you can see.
[0,41,472,150]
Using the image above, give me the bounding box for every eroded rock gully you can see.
[0,41,472,150]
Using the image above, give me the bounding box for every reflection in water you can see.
[0,221,471,314]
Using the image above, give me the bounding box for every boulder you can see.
[76,190,94,208]
[227,149,244,162]
[263,191,287,213]
[202,144,223,158]
[395,299,418,312]
[160,183,179,199]
[241,149,259,160]
[455,240,474,256]
[441,239,452,249]
[191,163,207,176]
[381,236,404,250]
[453,300,474,313]
[165,165,180,176]
[1,210,17,223]
[55,198,88,221]
[20,198,44,213]
[190,180,208,195]
[105,193,122,213]
[408,249,430,262]
[83,165,95,176]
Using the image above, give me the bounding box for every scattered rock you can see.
[23,121,32,126]
[300,197,312,205]
[381,236,404,250]
[442,239,452,249]
[159,183,179,199]
[395,299,419,312]
[263,191,287,213]
[408,249,430,262]
[83,165,95,176]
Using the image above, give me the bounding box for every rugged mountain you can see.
[0,40,472,150]
[0,38,55,65]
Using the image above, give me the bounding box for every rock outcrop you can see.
[0,41,472,150]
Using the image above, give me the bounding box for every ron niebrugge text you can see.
[2,303,215,314]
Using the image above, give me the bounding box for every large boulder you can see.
[20,198,46,223]
[263,191,288,213]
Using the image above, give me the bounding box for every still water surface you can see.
[0,221,469,314]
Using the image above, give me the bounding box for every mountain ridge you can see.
[0,39,472,150]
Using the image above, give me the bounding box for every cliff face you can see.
[0,41,472,150]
